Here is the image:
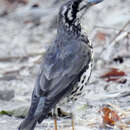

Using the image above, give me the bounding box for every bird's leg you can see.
[53,107,58,130]
[71,113,75,130]
[54,118,58,130]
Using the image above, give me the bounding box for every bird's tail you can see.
[18,118,37,130]
[18,96,46,130]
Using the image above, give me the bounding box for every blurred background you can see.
[0,0,130,130]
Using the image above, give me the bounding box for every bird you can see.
[18,0,103,130]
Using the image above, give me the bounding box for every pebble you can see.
[0,90,15,101]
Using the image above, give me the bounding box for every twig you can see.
[94,25,130,33]
[0,57,43,78]
[110,20,130,44]
[3,66,26,75]
[0,63,35,79]
[0,51,44,62]
[0,76,17,81]
[126,34,130,51]
[95,20,130,62]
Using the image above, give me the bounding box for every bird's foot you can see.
[57,108,72,118]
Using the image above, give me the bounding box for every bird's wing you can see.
[32,42,91,122]
[38,42,91,93]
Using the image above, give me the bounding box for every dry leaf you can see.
[100,68,126,78]
[101,107,120,126]
[100,68,127,83]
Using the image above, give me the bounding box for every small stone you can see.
[0,90,15,101]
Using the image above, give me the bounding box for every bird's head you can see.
[58,0,104,28]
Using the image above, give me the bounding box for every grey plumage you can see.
[19,0,104,130]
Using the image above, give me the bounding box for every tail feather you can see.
[18,96,46,130]
[18,119,37,130]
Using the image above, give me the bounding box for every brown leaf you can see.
[96,32,106,41]
[101,107,120,126]
[100,68,126,78]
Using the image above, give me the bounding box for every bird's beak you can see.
[78,0,104,19]
[88,0,104,5]
[79,0,103,11]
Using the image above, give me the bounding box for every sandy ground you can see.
[0,0,130,130]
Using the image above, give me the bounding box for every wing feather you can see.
[33,41,91,122]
